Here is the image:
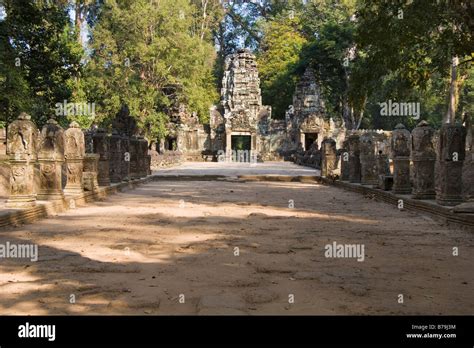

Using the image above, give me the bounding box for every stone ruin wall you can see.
[0,128,8,197]
[0,111,152,203]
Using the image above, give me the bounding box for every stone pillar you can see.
[138,136,148,178]
[121,135,130,181]
[146,154,152,175]
[348,134,361,183]
[64,121,85,196]
[84,130,94,153]
[391,124,412,194]
[109,131,122,183]
[6,112,38,208]
[0,128,6,155]
[436,123,466,206]
[411,121,436,199]
[129,136,140,179]
[359,133,378,185]
[82,153,100,191]
[375,151,391,189]
[93,129,110,186]
[37,119,65,201]
[339,140,350,181]
[321,138,336,177]
[225,132,232,160]
[454,121,474,213]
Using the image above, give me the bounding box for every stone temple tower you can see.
[219,49,271,157]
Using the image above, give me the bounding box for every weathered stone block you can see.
[360,133,378,186]
[391,124,411,194]
[6,113,38,208]
[129,136,140,179]
[348,134,361,183]
[378,174,393,191]
[109,131,122,183]
[37,119,65,201]
[82,153,100,191]
[321,137,336,177]
[64,122,85,196]
[411,121,436,199]
[121,136,130,181]
[93,129,110,186]
[436,123,466,206]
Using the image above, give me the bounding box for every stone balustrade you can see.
[2,113,151,208]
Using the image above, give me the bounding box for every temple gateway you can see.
[165,49,345,163]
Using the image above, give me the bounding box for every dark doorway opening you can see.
[231,135,251,151]
[304,133,318,150]
[165,137,177,151]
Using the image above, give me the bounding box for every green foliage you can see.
[355,0,474,126]
[0,0,83,127]
[87,0,218,141]
[257,11,307,119]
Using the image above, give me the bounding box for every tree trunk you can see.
[200,0,208,41]
[445,56,459,124]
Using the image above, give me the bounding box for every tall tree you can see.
[257,10,307,119]
[86,0,218,141]
[0,0,82,126]
[356,1,473,124]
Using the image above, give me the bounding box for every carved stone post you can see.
[37,119,65,201]
[454,121,474,213]
[375,150,391,190]
[0,128,6,155]
[348,134,361,183]
[64,121,85,196]
[121,135,130,181]
[436,123,466,206]
[146,154,152,175]
[391,124,412,194]
[84,129,95,154]
[93,129,110,186]
[411,121,436,199]
[339,140,350,181]
[82,153,100,191]
[138,136,148,178]
[359,133,378,185]
[109,131,122,183]
[6,112,38,208]
[321,137,336,177]
[129,136,140,179]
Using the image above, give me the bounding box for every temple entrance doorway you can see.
[304,132,318,150]
[231,135,251,152]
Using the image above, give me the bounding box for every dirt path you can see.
[0,179,472,314]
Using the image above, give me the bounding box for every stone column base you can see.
[453,201,474,214]
[64,160,84,196]
[436,161,464,206]
[412,191,436,200]
[412,158,435,200]
[97,161,111,186]
[37,161,65,201]
[348,157,361,183]
[64,186,84,196]
[393,157,411,194]
[6,195,37,208]
[37,191,65,201]
[83,172,99,192]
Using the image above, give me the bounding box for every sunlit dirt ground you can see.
[0,176,472,314]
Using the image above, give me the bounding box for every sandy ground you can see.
[0,176,473,315]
